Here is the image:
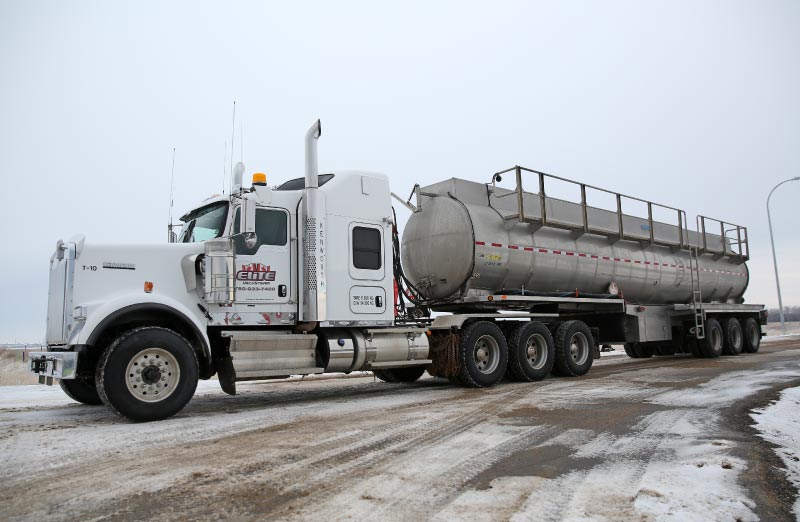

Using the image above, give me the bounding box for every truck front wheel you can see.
[59,377,102,405]
[96,327,199,422]
[456,321,508,388]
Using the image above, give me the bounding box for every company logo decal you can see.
[236,263,276,282]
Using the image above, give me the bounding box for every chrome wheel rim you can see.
[125,348,180,402]
[748,324,759,347]
[473,335,500,374]
[731,326,742,350]
[569,332,590,366]
[710,327,722,352]
[525,334,548,370]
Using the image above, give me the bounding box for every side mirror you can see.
[240,195,257,249]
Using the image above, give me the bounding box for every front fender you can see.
[74,294,210,359]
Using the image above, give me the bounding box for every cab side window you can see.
[352,226,381,270]
[234,208,288,253]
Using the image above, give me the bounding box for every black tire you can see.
[741,318,761,353]
[372,370,396,383]
[96,326,199,422]
[698,319,724,358]
[623,343,639,358]
[507,322,555,382]
[721,317,744,356]
[59,377,103,405]
[553,321,595,377]
[633,343,654,358]
[455,321,508,388]
[374,366,426,383]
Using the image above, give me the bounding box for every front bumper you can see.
[25,350,78,384]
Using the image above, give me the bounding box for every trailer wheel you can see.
[456,321,508,388]
[553,321,594,377]
[96,326,199,422]
[59,377,103,405]
[721,318,743,356]
[373,367,426,383]
[698,319,724,358]
[623,343,639,358]
[741,318,761,353]
[507,322,555,382]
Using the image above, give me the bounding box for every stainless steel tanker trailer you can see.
[398,166,765,384]
[27,121,766,421]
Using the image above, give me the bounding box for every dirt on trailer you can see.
[1,337,800,521]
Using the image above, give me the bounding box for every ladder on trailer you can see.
[689,217,705,339]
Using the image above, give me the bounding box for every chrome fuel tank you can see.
[401,178,748,305]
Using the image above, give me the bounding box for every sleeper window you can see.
[352,227,381,270]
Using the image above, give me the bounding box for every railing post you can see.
[736,226,743,257]
[744,227,749,258]
[647,202,654,244]
[720,220,726,253]
[538,171,547,225]
[701,216,707,253]
[515,166,524,222]
[678,210,685,249]
[580,184,589,233]
[616,194,624,240]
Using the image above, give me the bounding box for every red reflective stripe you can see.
[524,247,534,251]
[475,241,485,246]
[603,256,611,260]
[634,260,642,264]
[591,255,599,259]
[509,245,519,250]
[578,253,587,257]
[539,248,549,253]
[491,243,502,247]
[566,252,575,256]
[553,250,562,254]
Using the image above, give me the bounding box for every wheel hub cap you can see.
[125,347,180,403]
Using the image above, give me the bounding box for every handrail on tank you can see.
[697,215,749,259]
[491,165,691,251]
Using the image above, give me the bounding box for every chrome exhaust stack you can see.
[302,120,326,322]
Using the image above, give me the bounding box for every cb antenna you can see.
[167,147,176,242]
[221,141,227,195]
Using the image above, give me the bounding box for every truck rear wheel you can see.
[741,318,761,353]
[59,377,103,405]
[456,321,508,388]
[721,317,743,355]
[373,367,426,383]
[96,326,199,422]
[624,343,639,358]
[698,319,724,358]
[553,321,594,377]
[633,343,654,358]
[507,322,555,382]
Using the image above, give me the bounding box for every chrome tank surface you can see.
[401,178,749,305]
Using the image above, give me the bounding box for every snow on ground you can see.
[751,385,800,519]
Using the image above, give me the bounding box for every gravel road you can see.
[2,337,799,521]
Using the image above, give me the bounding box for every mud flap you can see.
[215,356,236,395]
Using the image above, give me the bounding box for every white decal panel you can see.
[349,286,386,314]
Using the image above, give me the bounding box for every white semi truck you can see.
[29,121,766,421]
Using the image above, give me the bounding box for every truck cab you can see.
[29,121,431,421]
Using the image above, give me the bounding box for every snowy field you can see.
[1,336,799,521]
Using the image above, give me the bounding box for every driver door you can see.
[233,207,291,304]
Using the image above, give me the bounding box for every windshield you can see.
[178,202,228,243]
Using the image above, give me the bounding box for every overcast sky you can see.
[1,0,798,342]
